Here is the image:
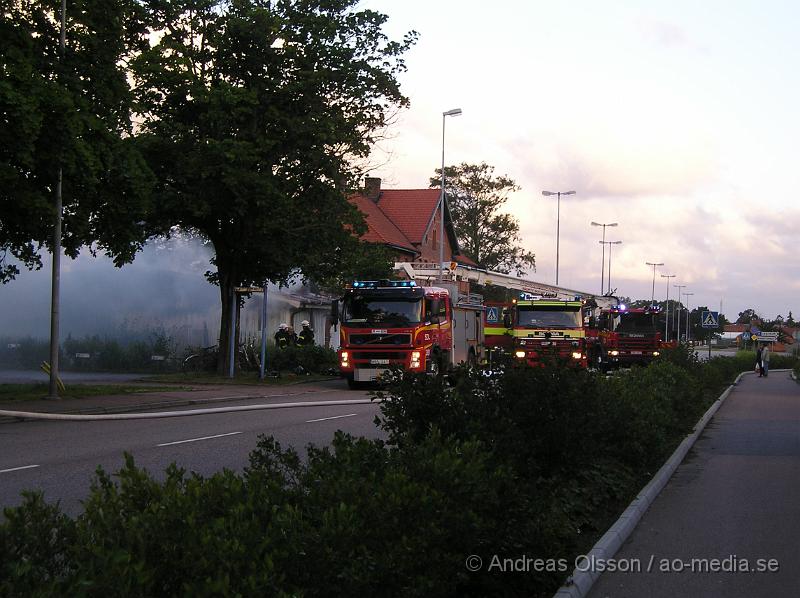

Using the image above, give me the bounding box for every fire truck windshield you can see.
[616,312,657,333]
[343,296,423,327]
[517,306,581,328]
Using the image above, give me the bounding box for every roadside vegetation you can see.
[0,335,339,379]
[0,384,194,403]
[1,347,797,596]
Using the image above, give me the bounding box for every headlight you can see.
[653,351,660,356]
[340,351,349,367]
[610,350,619,356]
[515,350,526,359]
[410,350,422,369]
[572,352,583,360]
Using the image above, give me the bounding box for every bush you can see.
[266,344,338,374]
[1,347,780,597]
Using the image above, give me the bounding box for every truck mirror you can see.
[330,300,339,328]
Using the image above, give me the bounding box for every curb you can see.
[0,389,341,424]
[553,370,755,598]
[0,398,378,422]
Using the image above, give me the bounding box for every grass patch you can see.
[0,384,195,403]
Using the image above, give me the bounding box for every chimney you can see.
[364,177,381,202]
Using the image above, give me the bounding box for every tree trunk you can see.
[217,268,239,377]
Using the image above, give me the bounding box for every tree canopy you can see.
[130,0,416,369]
[430,162,535,276]
[736,308,760,324]
[0,0,156,283]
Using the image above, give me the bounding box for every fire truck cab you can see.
[334,280,483,388]
[506,293,588,367]
[587,304,662,372]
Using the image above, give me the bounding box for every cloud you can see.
[638,18,709,54]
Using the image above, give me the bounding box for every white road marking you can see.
[0,464,40,474]
[157,431,242,447]
[305,413,358,423]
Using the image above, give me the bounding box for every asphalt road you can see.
[0,383,381,516]
[589,372,800,597]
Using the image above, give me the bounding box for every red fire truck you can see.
[333,280,483,388]
[586,304,662,372]
[485,293,589,367]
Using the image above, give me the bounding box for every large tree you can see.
[131,0,416,371]
[736,308,760,324]
[430,162,535,275]
[0,0,156,283]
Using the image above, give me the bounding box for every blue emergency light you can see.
[351,280,416,289]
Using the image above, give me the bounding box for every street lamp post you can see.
[674,285,686,342]
[660,274,675,341]
[599,240,622,294]
[684,292,694,342]
[646,261,664,304]
[439,108,462,281]
[542,190,576,285]
[591,221,618,294]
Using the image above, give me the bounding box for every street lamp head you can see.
[609,240,622,245]
[543,190,576,196]
[563,190,576,196]
[646,262,665,267]
[443,108,462,117]
[591,221,618,227]
[542,191,555,196]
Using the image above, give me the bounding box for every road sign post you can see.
[700,311,719,359]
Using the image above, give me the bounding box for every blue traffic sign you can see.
[701,311,719,328]
[486,306,499,323]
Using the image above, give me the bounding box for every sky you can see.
[3,1,798,340]
[361,0,800,321]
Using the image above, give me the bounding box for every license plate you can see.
[631,351,642,355]
[370,359,390,365]
[355,368,384,381]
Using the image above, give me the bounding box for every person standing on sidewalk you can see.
[756,345,763,377]
[761,343,770,377]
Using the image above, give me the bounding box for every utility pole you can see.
[661,274,675,341]
[674,285,686,343]
[47,0,67,400]
[646,262,664,304]
[591,221,618,294]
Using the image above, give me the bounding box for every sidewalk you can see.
[0,378,344,423]
[588,371,800,597]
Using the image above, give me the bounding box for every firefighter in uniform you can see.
[297,320,315,347]
[274,323,293,348]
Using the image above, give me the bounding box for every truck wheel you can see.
[346,375,366,390]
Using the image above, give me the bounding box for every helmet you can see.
[279,323,288,330]
[301,320,310,327]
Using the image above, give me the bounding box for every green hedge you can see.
[2,346,796,597]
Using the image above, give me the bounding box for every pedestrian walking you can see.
[755,345,763,377]
[762,344,770,377]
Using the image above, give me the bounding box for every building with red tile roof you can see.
[350,177,474,266]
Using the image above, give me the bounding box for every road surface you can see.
[0,381,381,516]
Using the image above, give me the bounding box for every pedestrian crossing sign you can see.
[486,306,499,323]
[701,311,719,328]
